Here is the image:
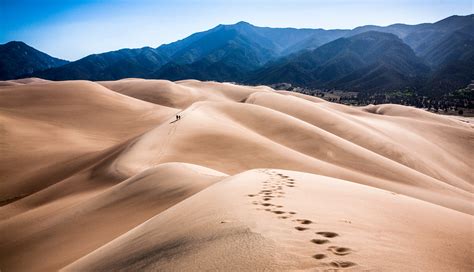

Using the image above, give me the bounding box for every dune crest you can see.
[65,170,473,272]
[0,79,472,271]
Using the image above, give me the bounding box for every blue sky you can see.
[0,0,472,60]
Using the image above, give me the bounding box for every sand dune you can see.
[65,170,473,271]
[0,163,225,271]
[0,79,472,271]
[98,78,272,109]
[7,77,52,85]
[0,80,176,202]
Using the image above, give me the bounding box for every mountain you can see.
[349,16,474,93]
[404,15,474,58]
[5,14,474,95]
[249,31,429,92]
[349,15,474,57]
[350,23,426,40]
[403,17,474,95]
[421,25,474,68]
[162,22,278,66]
[160,21,348,63]
[151,22,348,81]
[32,22,348,81]
[34,47,170,81]
[0,41,68,80]
[247,15,473,94]
[152,58,249,82]
[282,29,350,55]
[424,27,474,95]
[151,22,281,81]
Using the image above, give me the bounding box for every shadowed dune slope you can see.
[0,163,226,271]
[0,79,472,271]
[105,98,472,213]
[65,170,473,272]
[98,78,272,109]
[0,80,176,202]
[247,91,472,189]
[7,77,52,85]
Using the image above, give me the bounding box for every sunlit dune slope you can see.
[0,78,472,271]
[98,78,272,109]
[107,95,472,213]
[65,170,473,272]
[0,80,176,202]
[0,163,226,271]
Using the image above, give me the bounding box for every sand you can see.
[0,78,472,271]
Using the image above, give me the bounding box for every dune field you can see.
[0,78,472,271]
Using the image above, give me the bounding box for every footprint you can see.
[261,203,273,207]
[296,219,312,224]
[311,239,329,245]
[289,212,297,215]
[316,232,338,238]
[248,194,256,197]
[278,216,289,219]
[330,261,356,268]
[273,210,285,214]
[295,226,309,231]
[312,254,326,260]
[263,198,271,201]
[328,246,352,256]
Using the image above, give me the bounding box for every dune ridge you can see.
[0,78,472,271]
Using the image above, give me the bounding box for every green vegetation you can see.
[272,83,474,116]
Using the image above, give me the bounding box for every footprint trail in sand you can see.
[248,169,358,269]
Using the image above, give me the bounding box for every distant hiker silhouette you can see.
[175,114,181,121]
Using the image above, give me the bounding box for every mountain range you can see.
[0,41,68,80]
[248,31,430,92]
[1,14,473,95]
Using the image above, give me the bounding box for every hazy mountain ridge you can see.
[248,31,430,92]
[2,14,473,94]
[0,41,69,80]
[33,47,170,80]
